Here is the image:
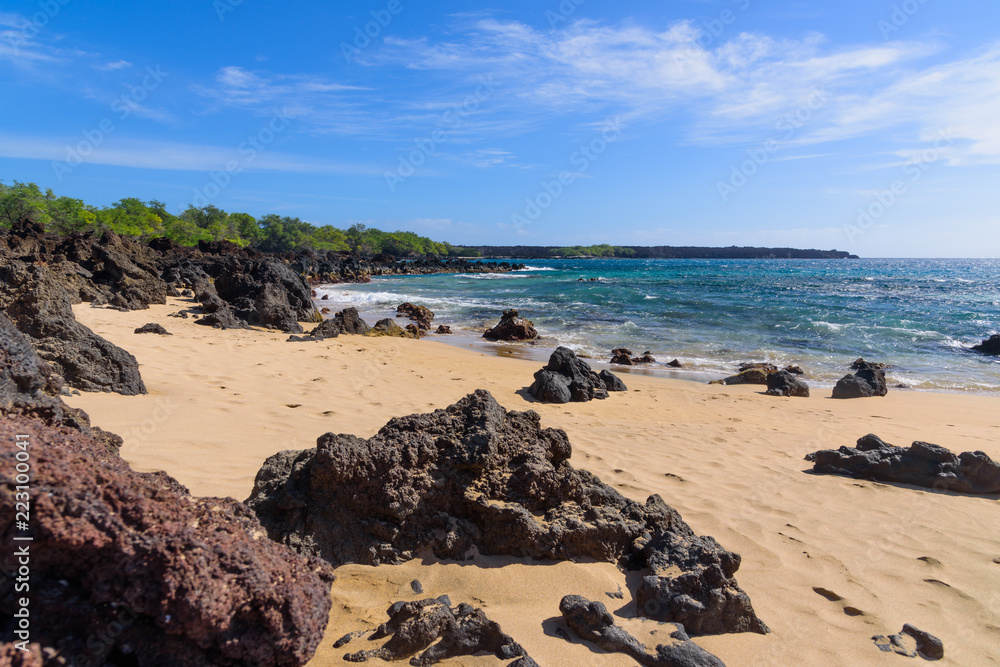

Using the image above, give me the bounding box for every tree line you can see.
[0,181,471,257]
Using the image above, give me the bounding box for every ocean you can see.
[315,258,1000,394]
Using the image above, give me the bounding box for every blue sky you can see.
[1,0,998,257]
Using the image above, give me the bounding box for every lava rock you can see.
[366,318,417,338]
[765,370,810,398]
[483,309,538,341]
[738,362,777,373]
[0,311,119,452]
[213,257,321,333]
[435,325,452,334]
[0,416,335,667]
[610,347,634,365]
[972,334,1000,355]
[528,346,625,403]
[832,366,887,398]
[341,597,528,666]
[783,365,804,375]
[633,351,656,363]
[806,434,1000,494]
[851,358,888,370]
[720,369,772,385]
[246,390,767,636]
[134,323,172,335]
[668,359,682,368]
[405,323,424,338]
[559,595,726,667]
[396,302,435,330]
[309,307,370,338]
[0,260,147,395]
[873,624,944,660]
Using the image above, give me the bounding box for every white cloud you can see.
[95,59,132,71]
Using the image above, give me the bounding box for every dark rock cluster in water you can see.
[806,433,1000,494]
[246,390,769,636]
[832,361,888,398]
[483,309,538,341]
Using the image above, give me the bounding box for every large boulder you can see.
[309,307,370,338]
[832,365,887,399]
[806,434,1000,494]
[765,370,810,398]
[972,334,1000,355]
[246,390,767,636]
[0,415,335,666]
[396,302,435,330]
[366,318,417,338]
[719,368,771,385]
[528,346,626,403]
[0,311,118,451]
[213,258,321,333]
[559,595,725,667]
[0,260,146,395]
[483,309,538,341]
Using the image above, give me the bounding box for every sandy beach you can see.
[66,297,1000,666]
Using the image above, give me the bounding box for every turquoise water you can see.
[316,258,1000,393]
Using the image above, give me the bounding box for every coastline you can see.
[65,297,1000,666]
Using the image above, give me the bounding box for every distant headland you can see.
[459,244,859,260]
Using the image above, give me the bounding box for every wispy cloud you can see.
[95,59,132,71]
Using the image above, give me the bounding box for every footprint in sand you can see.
[917,556,942,567]
[813,587,869,617]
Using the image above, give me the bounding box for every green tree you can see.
[0,181,51,228]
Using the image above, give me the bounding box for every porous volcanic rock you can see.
[0,260,146,395]
[213,257,321,333]
[633,351,656,364]
[738,362,777,374]
[483,309,538,341]
[528,346,626,403]
[610,348,634,365]
[0,311,119,453]
[309,307,370,338]
[435,325,452,334]
[339,596,529,666]
[851,358,888,370]
[832,365,887,399]
[366,318,417,338]
[806,434,1000,494]
[0,415,335,667]
[396,302,435,330]
[765,370,810,398]
[719,368,771,386]
[134,322,171,335]
[872,624,944,660]
[972,334,1000,355]
[246,390,767,636]
[559,595,726,667]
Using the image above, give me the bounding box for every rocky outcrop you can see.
[972,334,1000,355]
[528,347,626,403]
[559,595,725,667]
[246,390,767,636]
[806,434,1000,494]
[483,309,538,341]
[0,260,146,395]
[738,362,777,373]
[366,318,417,338]
[337,596,529,666]
[0,311,119,453]
[610,348,634,365]
[717,368,771,386]
[308,307,370,338]
[396,302,434,330]
[134,323,171,335]
[0,415,335,666]
[213,258,321,333]
[851,358,888,370]
[873,624,944,660]
[435,325,452,334]
[765,370,809,398]
[832,364,887,399]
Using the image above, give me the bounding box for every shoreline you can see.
[64,297,1000,666]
